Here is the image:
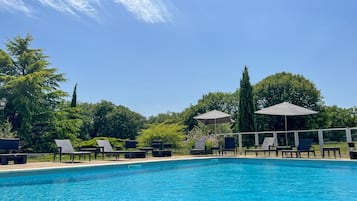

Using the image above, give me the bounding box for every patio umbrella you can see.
[254,102,318,144]
[194,110,235,134]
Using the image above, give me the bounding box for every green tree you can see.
[316,105,357,142]
[254,72,323,131]
[322,105,357,128]
[91,101,146,139]
[0,34,67,150]
[238,66,256,132]
[197,92,239,113]
[105,105,146,139]
[182,91,239,131]
[92,100,116,137]
[147,112,181,124]
[78,102,96,140]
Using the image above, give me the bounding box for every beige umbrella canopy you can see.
[255,102,318,144]
[255,102,318,117]
[194,110,235,133]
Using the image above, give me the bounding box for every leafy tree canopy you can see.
[0,34,69,151]
[181,91,239,131]
[253,72,323,131]
[89,100,145,139]
[105,105,146,139]
[254,72,322,109]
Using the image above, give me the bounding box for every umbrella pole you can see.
[215,119,217,134]
[285,115,288,146]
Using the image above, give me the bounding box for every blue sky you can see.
[0,0,356,117]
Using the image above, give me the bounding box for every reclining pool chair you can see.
[281,138,315,158]
[96,139,122,160]
[190,137,206,155]
[244,137,275,157]
[54,139,91,162]
[97,139,146,159]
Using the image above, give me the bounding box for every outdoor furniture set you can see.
[281,138,316,158]
[0,138,27,165]
[191,136,343,159]
[151,140,172,157]
[54,138,173,163]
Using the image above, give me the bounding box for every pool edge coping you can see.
[0,156,356,174]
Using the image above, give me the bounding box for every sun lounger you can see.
[244,137,275,157]
[96,139,146,159]
[190,137,206,155]
[97,139,122,160]
[54,139,91,162]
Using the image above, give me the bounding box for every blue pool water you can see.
[0,158,356,201]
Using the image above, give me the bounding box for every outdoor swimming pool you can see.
[0,158,356,201]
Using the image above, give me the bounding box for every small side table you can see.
[211,147,220,156]
[78,147,100,159]
[322,147,341,158]
[275,146,292,157]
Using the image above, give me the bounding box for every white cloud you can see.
[38,0,98,18]
[0,0,173,24]
[114,0,172,23]
[0,0,32,15]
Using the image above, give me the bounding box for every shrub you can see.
[137,123,186,149]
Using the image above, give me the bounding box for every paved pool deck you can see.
[0,154,353,172]
[0,155,204,172]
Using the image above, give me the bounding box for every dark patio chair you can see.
[222,136,237,155]
[125,140,138,150]
[54,139,91,162]
[282,138,315,158]
[151,140,163,150]
[348,142,357,159]
[152,140,172,157]
[0,138,27,165]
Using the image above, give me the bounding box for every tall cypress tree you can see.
[71,83,77,107]
[238,66,256,132]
